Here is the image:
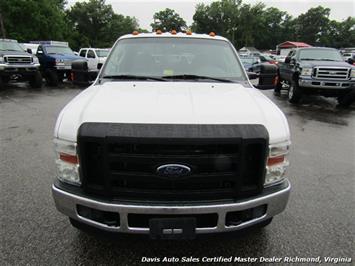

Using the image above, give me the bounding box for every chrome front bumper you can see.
[299,77,354,89]
[52,180,291,234]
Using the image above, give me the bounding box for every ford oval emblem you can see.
[157,164,191,179]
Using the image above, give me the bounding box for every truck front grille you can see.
[313,67,351,80]
[77,123,268,202]
[4,56,32,64]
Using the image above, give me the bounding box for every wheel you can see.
[274,76,282,96]
[45,69,59,86]
[29,71,43,89]
[337,91,355,108]
[0,77,3,90]
[288,80,302,103]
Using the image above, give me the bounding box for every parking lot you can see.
[1,82,354,265]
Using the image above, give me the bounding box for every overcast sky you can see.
[67,0,355,30]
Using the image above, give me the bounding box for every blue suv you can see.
[31,41,82,86]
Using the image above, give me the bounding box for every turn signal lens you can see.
[156,30,162,35]
[267,155,285,166]
[59,153,78,164]
[132,31,139,35]
[186,31,192,35]
[171,30,177,35]
[209,32,216,37]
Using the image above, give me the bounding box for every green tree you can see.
[293,6,331,45]
[151,8,187,32]
[67,0,138,49]
[0,0,68,41]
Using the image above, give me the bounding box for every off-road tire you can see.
[337,90,355,108]
[29,71,43,89]
[45,69,59,86]
[288,80,302,104]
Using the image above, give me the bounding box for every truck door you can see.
[283,50,296,81]
[87,49,97,71]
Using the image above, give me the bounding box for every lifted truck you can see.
[276,47,355,106]
[0,39,42,89]
[52,32,291,239]
[31,41,82,86]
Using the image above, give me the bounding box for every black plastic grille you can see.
[78,123,268,202]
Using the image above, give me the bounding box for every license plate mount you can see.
[149,217,196,240]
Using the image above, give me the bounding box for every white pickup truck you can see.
[78,48,110,71]
[52,32,291,239]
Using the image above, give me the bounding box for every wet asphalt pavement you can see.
[0,82,354,265]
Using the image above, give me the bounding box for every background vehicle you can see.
[240,54,278,73]
[0,39,42,89]
[277,47,355,105]
[31,41,82,86]
[78,48,110,71]
[52,32,290,240]
[239,56,259,72]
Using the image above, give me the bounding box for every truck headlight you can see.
[351,69,355,78]
[33,56,39,64]
[54,138,80,186]
[264,141,290,187]
[301,67,312,76]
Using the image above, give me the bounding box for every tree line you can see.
[0,0,354,51]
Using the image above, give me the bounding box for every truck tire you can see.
[0,77,3,90]
[29,71,43,89]
[337,90,355,108]
[288,80,302,104]
[274,76,282,96]
[45,70,59,86]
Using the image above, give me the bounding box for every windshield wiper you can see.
[300,58,317,61]
[161,74,233,83]
[101,74,167,81]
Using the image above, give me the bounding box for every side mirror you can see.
[72,59,88,71]
[285,57,291,64]
[26,48,32,54]
[347,58,354,65]
[255,64,278,90]
[97,63,103,70]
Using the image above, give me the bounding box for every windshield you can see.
[45,46,74,55]
[299,49,343,61]
[102,37,246,81]
[0,41,24,52]
[96,49,109,57]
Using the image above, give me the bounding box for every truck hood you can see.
[300,60,353,68]
[55,81,290,144]
[0,50,32,57]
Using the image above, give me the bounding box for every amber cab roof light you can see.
[171,30,177,35]
[156,30,162,35]
[209,32,216,37]
[186,31,192,35]
[132,31,139,35]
